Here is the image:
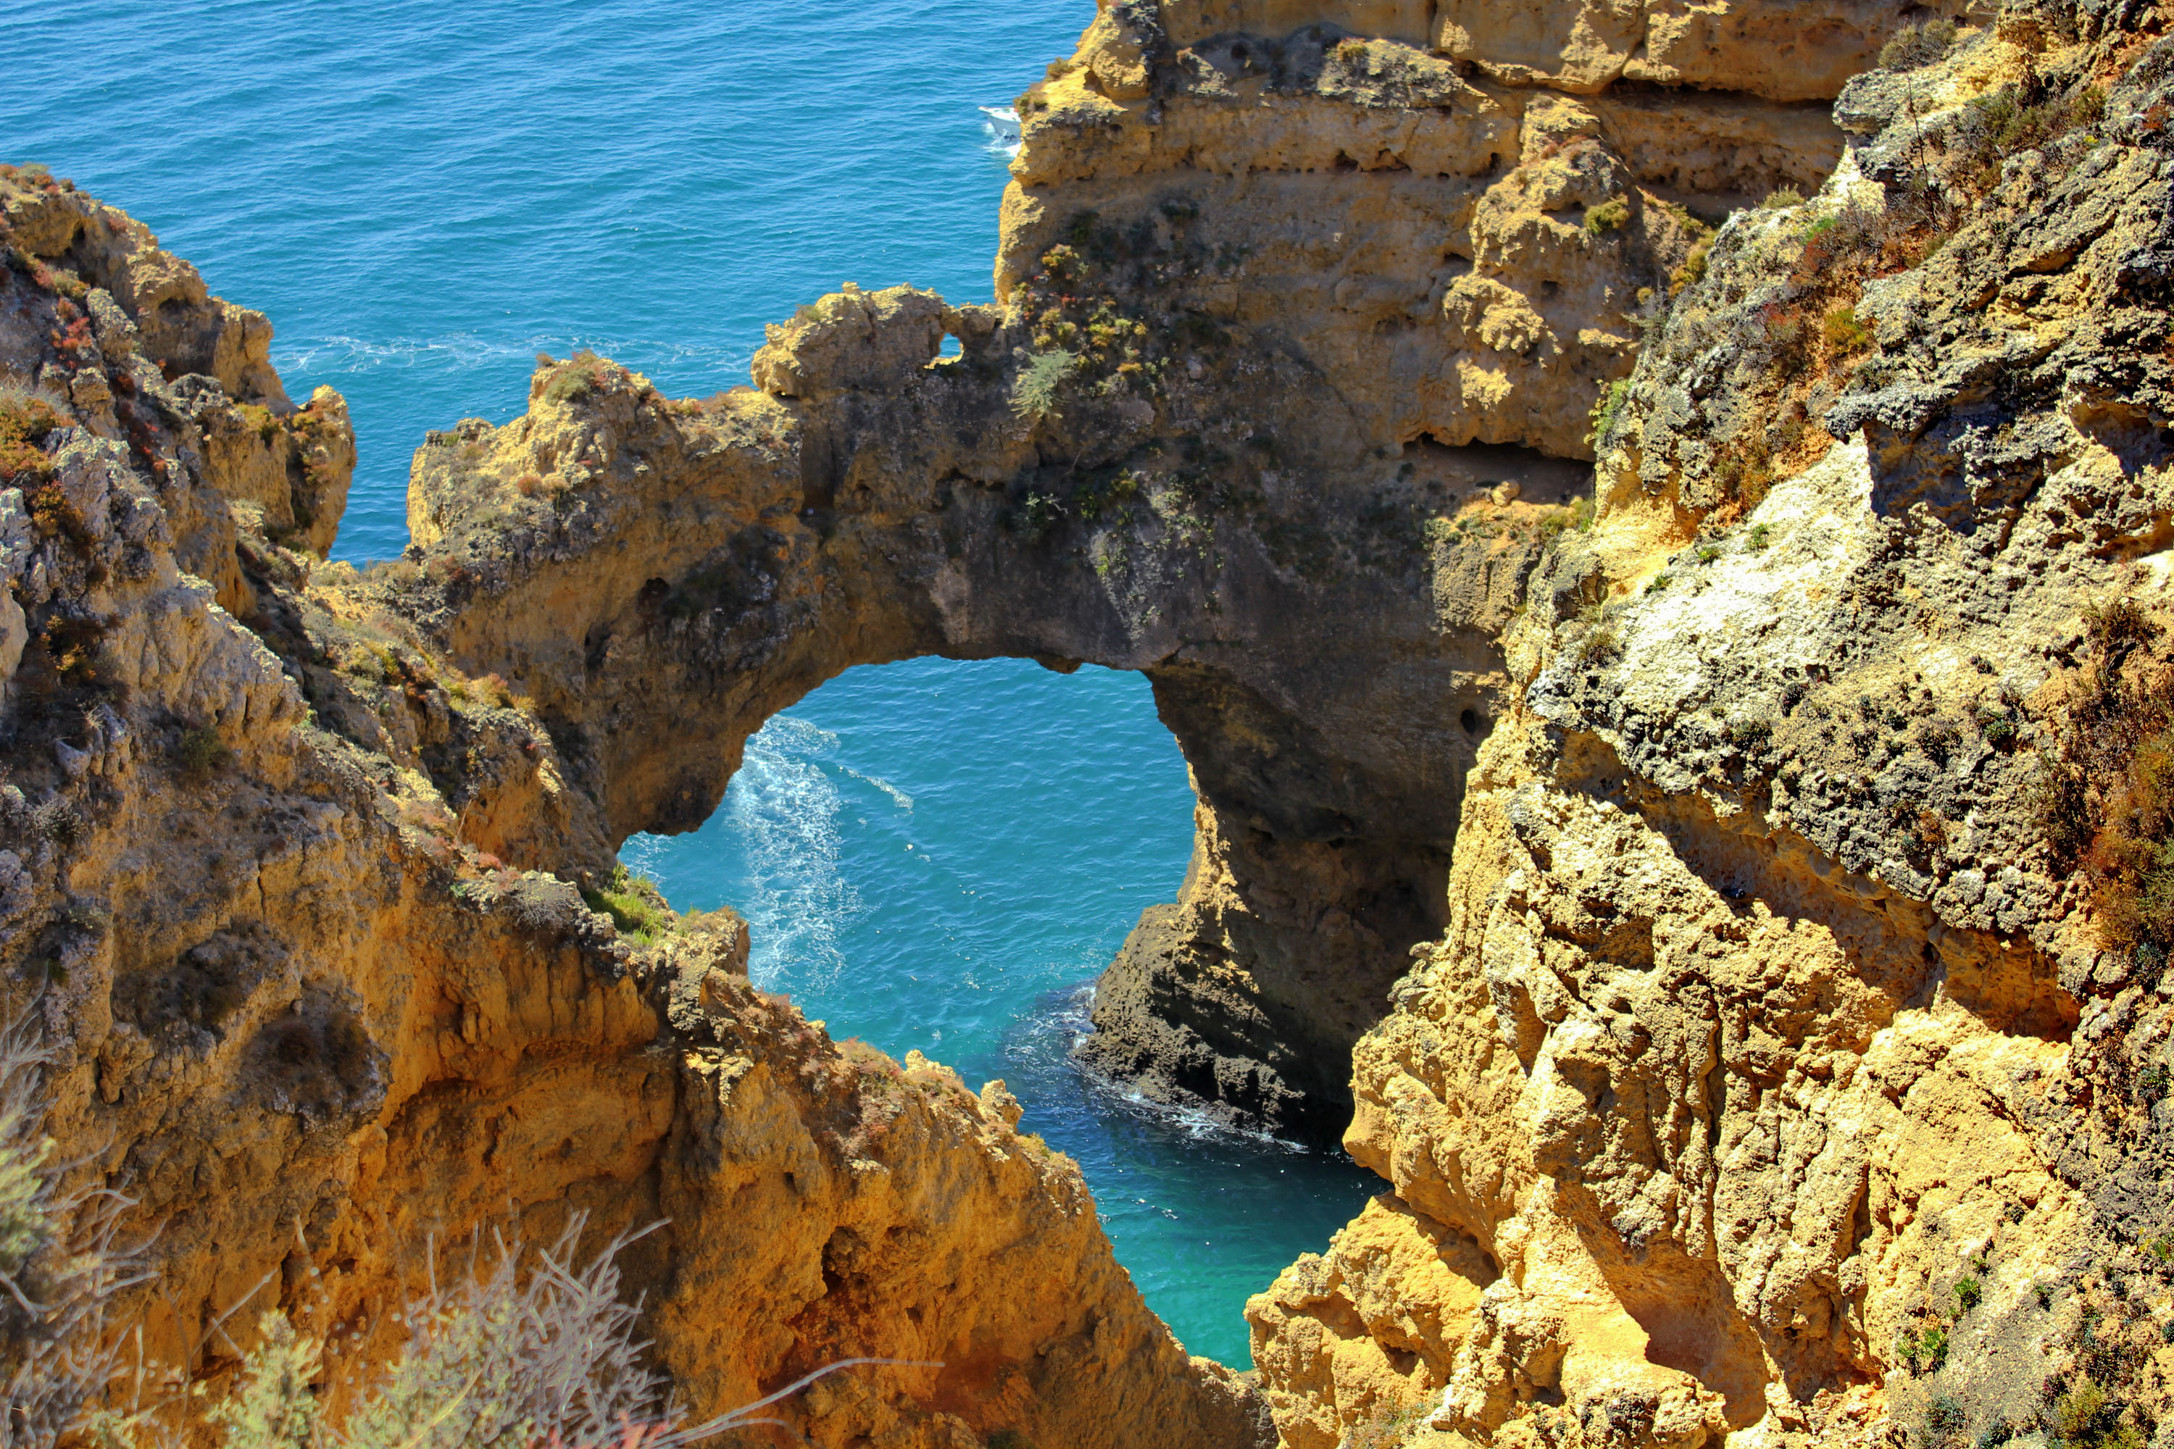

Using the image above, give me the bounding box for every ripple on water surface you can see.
[13,0,1382,1366]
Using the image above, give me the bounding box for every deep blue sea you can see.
[10,0,1378,1365]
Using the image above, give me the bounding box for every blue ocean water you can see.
[10,0,1378,1365]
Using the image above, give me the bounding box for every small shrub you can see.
[1646,572,1672,595]
[0,1014,147,1447]
[2054,1381,2108,1447]
[1020,491,1064,541]
[540,351,617,407]
[1759,187,1805,211]
[1669,236,1713,297]
[1880,18,1959,70]
[234,400,282,443]
[1955,1275,1983,1314]
[1697,545,1720,562]
[177,726,232,783]
[1920,1324,1950,1370]
[1010,349,1080,423]
[2037,607,2174,956]
[1584,198,1631,238]
[0,388,68,485]
[1748,522,1771,551]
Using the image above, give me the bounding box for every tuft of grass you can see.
[1345,1401,1422,1449]
[1927,1394,1967,1440]
[1955,1275,1983,1314]
[581,864,670,944]
[1822,305,1873,356]
[1759,187,1805,211]
[1586,378,1631,453]
[1584,198,1631,238]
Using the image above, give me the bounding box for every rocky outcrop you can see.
[0,170,1263,1449]
[1245,7,2174,1447]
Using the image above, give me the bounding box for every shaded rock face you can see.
[385,0,1866,1141]
[1243,7,2174,1448]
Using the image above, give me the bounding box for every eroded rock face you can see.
[0,172,1262,1449]
[380,0,1865,1141]
[1245,8,2174,1446]
[10,0,2170,1443]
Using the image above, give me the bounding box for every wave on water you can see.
[278,332,757,379]
[626,714,863,992]
[843,767,914,811]
[980,105,1022,159]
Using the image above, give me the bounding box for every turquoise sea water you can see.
[12,0,1378,1365]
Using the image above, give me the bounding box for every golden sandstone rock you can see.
[5,0,2174,1444]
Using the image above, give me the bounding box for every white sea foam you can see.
[843,766,914,811]
[727,715,861,992]
[276,332,753,379]
[980,105,1022,159]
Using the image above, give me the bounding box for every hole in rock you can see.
[625,656,1378,1365]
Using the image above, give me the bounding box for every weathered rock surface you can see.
[372,0,1865,1144]
[1245,7,2174,1447]
[0,171,1263,1448]
[9,0,2174,1444]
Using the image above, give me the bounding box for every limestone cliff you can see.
[1245,6,2174,1447]
[7,0,2174,1443]
[0,170,1263,1449]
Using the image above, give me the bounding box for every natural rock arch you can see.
[393,284,1567,1139]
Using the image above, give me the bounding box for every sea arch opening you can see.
[618,654,1378,1366]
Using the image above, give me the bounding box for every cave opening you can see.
[622,654,1378,1366]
